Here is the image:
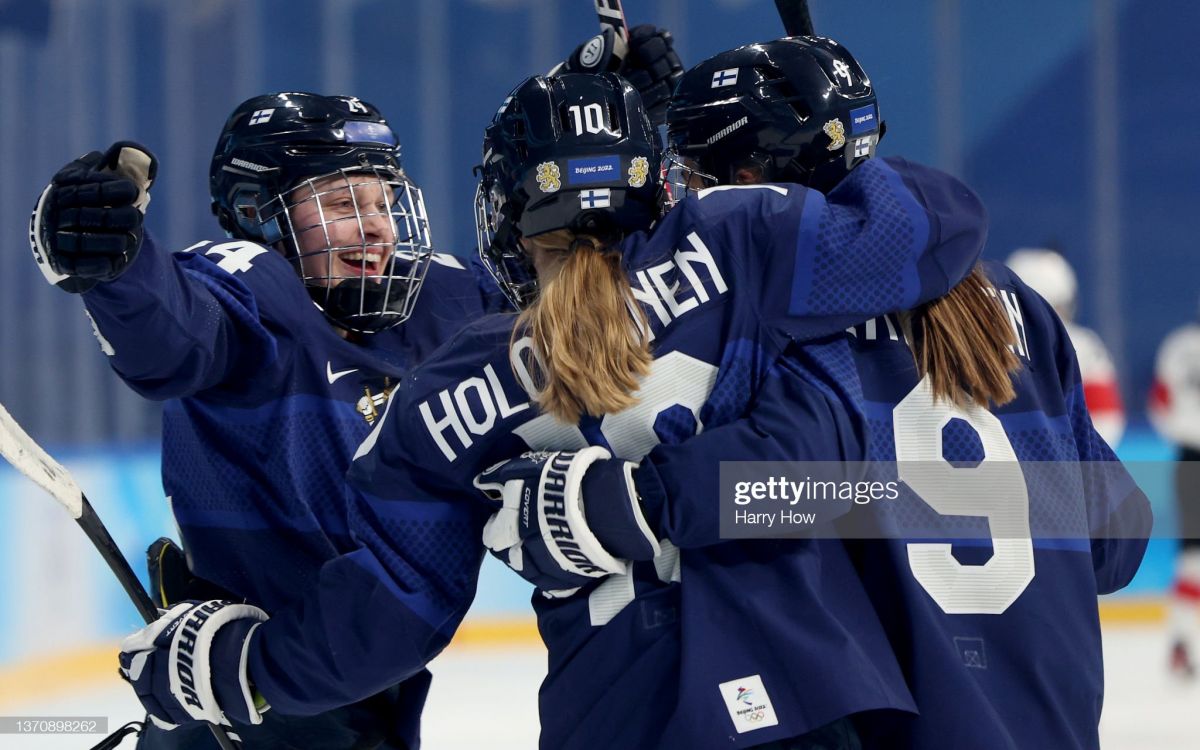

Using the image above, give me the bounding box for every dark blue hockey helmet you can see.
[474,73,663,309]
[665,37,881,198]
[209,92,432,334]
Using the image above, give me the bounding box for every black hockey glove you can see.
[29,141,156,293]
[559,24,684,127]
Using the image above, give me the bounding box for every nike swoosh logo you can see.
[327,362,358,384]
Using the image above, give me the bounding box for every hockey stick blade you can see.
[0,402,83,518]
[775,0,815,37]
[0,401,241,750]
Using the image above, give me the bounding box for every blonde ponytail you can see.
[515,230,652,422]
[911,265,1021,408]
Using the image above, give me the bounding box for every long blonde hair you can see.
[910,264,1021,408]
[515,230,652,422]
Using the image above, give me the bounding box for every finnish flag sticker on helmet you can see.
[711,68,739,88]
[248,109,274,125]
[854,136,873,158]
[579,188,611,209]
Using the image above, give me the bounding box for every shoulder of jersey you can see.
[176,238,321,320]
[407,312,514,383]
[637,184,793,266]
[176,237,292,276]
[687,181,797,217]
[420,250,478,297]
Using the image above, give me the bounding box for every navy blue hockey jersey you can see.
[80,235,491,740]
[814,262,1152,750]
[348,157,988,748]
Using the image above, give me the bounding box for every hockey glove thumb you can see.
[557,24,683,127]
[118,600,268,730]
[30,141,157,293]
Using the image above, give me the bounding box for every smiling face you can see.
[285,171,399,286]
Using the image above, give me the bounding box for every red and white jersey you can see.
[1150,323,1200,449]
[1065,322,1125,447]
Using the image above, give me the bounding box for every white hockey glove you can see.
[474,447,660,593]
[118,600,268,730]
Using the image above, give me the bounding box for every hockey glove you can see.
[29,141,156,293]
[558,24,684,127]
[474,446,660,593]
[118,600,268,730]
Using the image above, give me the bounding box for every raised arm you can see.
[30,142,277,399]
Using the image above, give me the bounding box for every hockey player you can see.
[835,252,1150,750]
[661,38,1151,749]
[351,70,990,749]
[1006,247,1126,446]
[29,93,493,748]
[1149,311,1200,678]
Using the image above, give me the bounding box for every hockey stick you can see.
[774,0,815,37]
[595,0,630,62]
[0,403,241,750]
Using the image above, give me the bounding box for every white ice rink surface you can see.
[2,625,1187,749]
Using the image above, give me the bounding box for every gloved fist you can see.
[474,446,659,594]
[29,141,156,293]
[559,24,684,126]
[119,600,267,730]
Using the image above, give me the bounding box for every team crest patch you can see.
[357,377,396,425]
[536,161,561,193]
[823,119,846,151]
[627,156,649,188]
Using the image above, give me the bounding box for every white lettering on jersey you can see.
[997,289,1029,359]
[182,240,269,275]
[846,313,903,342]
[848,289,1029,361]
[419,363,531,462]
[512,352,719,626]
[628,232,729,339]
[894,376,1034,614]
